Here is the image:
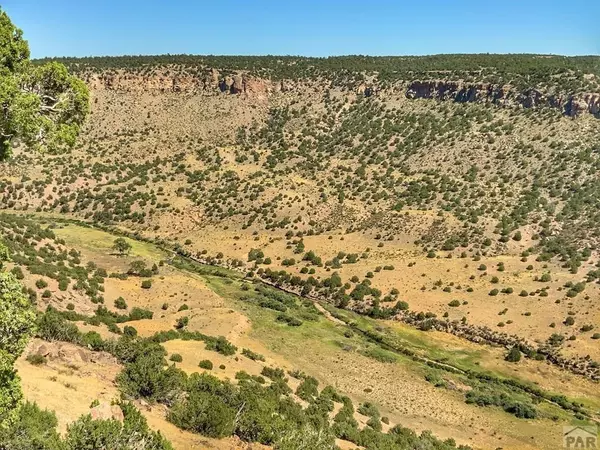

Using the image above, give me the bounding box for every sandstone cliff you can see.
[82,68,600,118]
[84,68,304,100]
[405,80,600,117]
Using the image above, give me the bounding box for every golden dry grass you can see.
[9,218,599,450]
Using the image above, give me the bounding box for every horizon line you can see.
[33,52,600,61]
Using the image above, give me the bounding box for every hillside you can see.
[2,54,600,449]
[5,55,600,356]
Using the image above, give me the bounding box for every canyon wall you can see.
[405,80,600,117]
[82,69,600,118]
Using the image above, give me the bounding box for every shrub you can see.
[175,316,189,329]
[198,360,213,370]
[58,278,69,291]
[241,348,265,362]
[394,300,409,310]
[114,297,127,310]
[466,387,537,419]
[296,376,319,402]
[504,402,536,419]
[129,307,153,321]
[123,325,138,338]
[170,353,183,362]
[261,366,285,380]
[367,416,382,431]
[81,331,104,351]
[0,401,62,447]
[26,353,47,365]
[505,346,521,363]
[540,273,551,282]
[448,300,460,307]
[424,371,446,388]
[205,336,237,356]
[566,282,586,298]
[363,347,397,363]
[35,279,48,289]
[11,266,24,280]
[65,402,172,448]
[276,314,303,327]
[357,402,380,418]
[108,323,123,336]
[564,316,575,326]
[117,349,184,402]
[167,390,234,438]
[547,333,565,346]
[37,309,81,343]
[141,280,152,289]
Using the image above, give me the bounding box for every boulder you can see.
[90,402,124,422]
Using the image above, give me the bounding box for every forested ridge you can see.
[36,53,600,91]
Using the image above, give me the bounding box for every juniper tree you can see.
[0,7,87,425]
[0,8,88,160]
[0,255,37,425]
[112,238,132,256]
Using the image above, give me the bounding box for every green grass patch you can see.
[54,224,165,260]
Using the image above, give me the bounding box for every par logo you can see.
[563,426,598,449]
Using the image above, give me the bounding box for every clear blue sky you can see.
[3,0,599,58]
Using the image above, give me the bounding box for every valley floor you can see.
[10,216,600,450]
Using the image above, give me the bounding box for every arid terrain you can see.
[2,54,600,449]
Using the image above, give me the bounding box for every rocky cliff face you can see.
[85,69,266,96]
[405,80,600,117]
[84,68,302,101]
[83,69,600,118]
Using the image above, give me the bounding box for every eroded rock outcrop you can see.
[90,402,124,422]
[406,80,600,118]
[87,69,278,101]
[356,83,377,97]
[84,68,600,118]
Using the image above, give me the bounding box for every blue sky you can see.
[3,0,599,58]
